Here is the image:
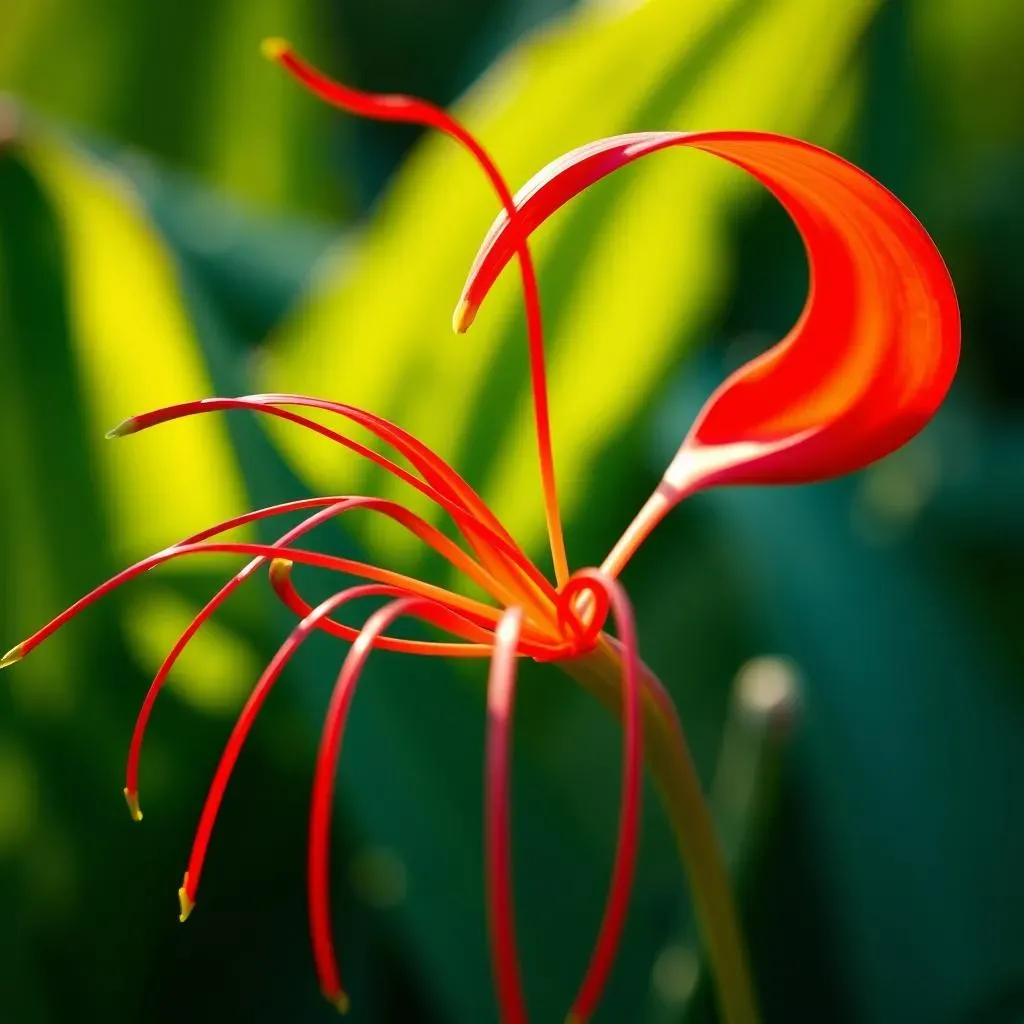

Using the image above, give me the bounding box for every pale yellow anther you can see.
[178,872,194,922]
[0,642,25,669]
[123,788,143,822]
[104,417,137,439]
[325,990,350,1015]
[269,558,294,585]
[261,37,290,61]
[452,298,476,334]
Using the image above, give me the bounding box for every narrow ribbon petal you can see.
[455,131,959,575]
[483,607,530,1024]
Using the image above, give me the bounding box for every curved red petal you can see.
[458,131,959,495]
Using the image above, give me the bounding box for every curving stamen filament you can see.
[561,570,643,1024]
[555,575,610,653]
[124,494,508,821]
[268,558,562,660]
[307,595,450,1013]
[179,586,467,937]
[262,42,570,588]
[112,394,559,621]
[484,607,530,1024]
[10,540,509,669]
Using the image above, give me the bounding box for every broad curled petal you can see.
[456,131,960,495]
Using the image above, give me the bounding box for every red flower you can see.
[1,38,959,1024]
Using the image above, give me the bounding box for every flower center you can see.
[552,573,611,655]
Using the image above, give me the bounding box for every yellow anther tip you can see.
[0,642,25,670]
[178,873,194,922]
[261,37,290,61]
[269,557,294,582]
[123,788,143,822]
[325,991,350,1015]
[105,417,136,439]
[452,299,476,334]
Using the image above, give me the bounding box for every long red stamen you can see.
[8,539,507,671]
[302,494,532,612]
[308,595,447,1013]
[113,395,560,617]
[240,385,553,628]
[111,395,490,543]
[483,607,529,1024]
[125,498,356,817]
[247,393,506,537]
[262,42,570,587]
[562,571,643,1024]
[124,493,511,819]
[269,559,499,646]
[180,586,459,930]
[268,557,560,659]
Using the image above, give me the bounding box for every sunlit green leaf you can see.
[0,0,342,216]
[20,127,249,561]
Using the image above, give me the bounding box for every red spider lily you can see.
[0,37,959,1024]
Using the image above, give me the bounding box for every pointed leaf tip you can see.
[261,37,291,62]
[0,643,25,669]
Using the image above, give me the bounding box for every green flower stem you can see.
[563,637,760,1024]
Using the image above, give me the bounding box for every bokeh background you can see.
[2,0,1023,1021]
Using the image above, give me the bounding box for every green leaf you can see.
[0,0,343,217]
[2,122,263,717]
[18,125,249,561]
